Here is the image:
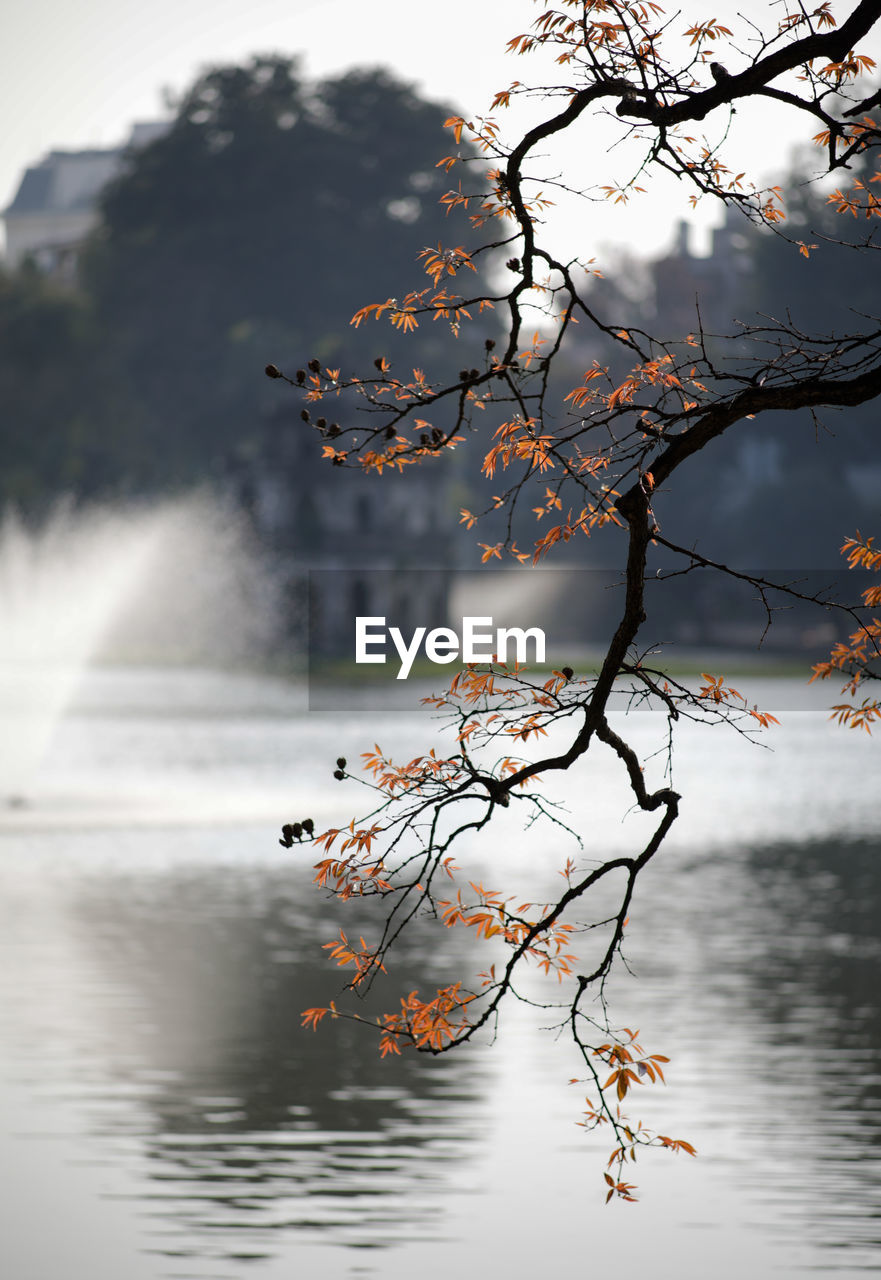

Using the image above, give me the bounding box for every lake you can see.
[0,666,879,1279]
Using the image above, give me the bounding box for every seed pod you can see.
[302,818,314,836]
[336,757,347,769]
[308,358,321,372]
[562,666,574,680]
[300,409,310,422]
[333,769,345,780]
[296,369,306,384]
[265,363,282,379]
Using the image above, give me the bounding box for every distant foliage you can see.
[0,264,128,505]
[80,57,482,484]
[0,57,481,504]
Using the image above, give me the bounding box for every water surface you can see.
[0,667,879,1278]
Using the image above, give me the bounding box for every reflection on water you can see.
[0,840,490,1278]
[0,667,879,1278]
[612,832,881,1271]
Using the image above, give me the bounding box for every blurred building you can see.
[229,408,458,659]
[651,206,753,335]
[2,123,167,275]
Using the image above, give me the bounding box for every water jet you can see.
[0,493,285,804]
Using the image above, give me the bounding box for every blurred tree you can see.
[0,263,128,506]
[81,56,480,485]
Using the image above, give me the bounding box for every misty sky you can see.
[3,0,880,263]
